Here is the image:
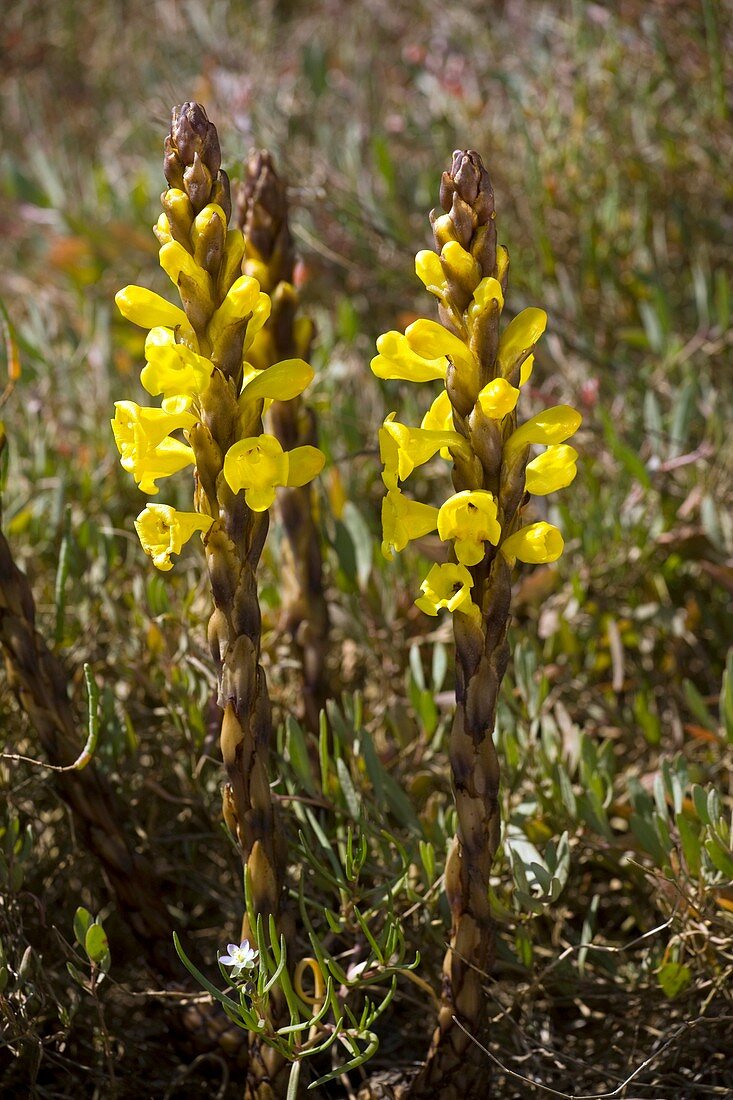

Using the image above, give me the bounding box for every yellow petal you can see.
[501,521,564,564]
[115,286,189,331]
[420,390,453,433]
[381,490,439,559]
[477,377,520,419]
[497,307,547,378]
[382,415,468,482]
[134,504,212,571]
[207,275,263,346]
[506,405,582,457]
[371,331,447,383]
[240,359,314,404]
[404,319,473,373]
[526,445,578,495]
[519,354,534,387]
[415,562,475,616]
[440,240,480,287]
[437,490,501,566]
[222,434,289,510]
[158,240,215,307]
[415,249,444,291]
[285,446,326,488]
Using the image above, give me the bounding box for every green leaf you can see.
[84,923,109,965]
[73,907,93,948]
[285,717,315,795]
[658,961,691,999]
[341,503,373,590]
[683,679,716,730]
[705,838,733,879]
[676,813,701,877]
[335,758,361,820]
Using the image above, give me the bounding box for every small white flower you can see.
[219,939,258,977]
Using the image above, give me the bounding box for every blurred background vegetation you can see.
[1,0,732,1096]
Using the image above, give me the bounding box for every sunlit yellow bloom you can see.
[497,307,547,379]
[239,359,314,405]
[126,437,196,494]
[440,240,480,288]
[437,490,501,566]
[380,490,439,560]
[415,562,478,618]
[141,329,213,399]
[469,276,505,318]
[159,240,215,309]
[154,213,172,245]
[500,521,564,564]
[134,504,213,571]
[505,405,582,458]
[371,331,447,383]
[223,434,324,512]
[111,400,197,459]
[415,249,445,295]
[525,444,578,495]
[115,286,191,334]
[404,319,475,378]
[477,377,520,419]
[207,275,269,352]
[420,390,454,433]
[380,413,470,484]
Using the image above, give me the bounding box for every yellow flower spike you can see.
[440,240,481,288]
[381,413,470,482]
[415,562,478,617]
[505,405,582,458]
[115,286,191,332]
[519,354,534,387]
[141,339,213,400]
[420,390,454,433]
[371,331,447,383]
[158,240,216,307]
[437,490,501,566]
[134,504,213,571]
[239,358,315,405]
[477,377,520,419]
[496,307,548,379]
[111,400,197,459]
[415,249,445,294]
[380,490,439,560]
[525,444,578,495]
[223,434,324,512]
[125,437,196,495]
[500,521,564,564]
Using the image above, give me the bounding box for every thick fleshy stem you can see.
[409,151,526,1098]
[235,152,329,733]
[162,104,290,1096]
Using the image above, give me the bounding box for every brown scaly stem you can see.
[160,104,290,1097]
[408,152,525,1098]
[235,152,330,733]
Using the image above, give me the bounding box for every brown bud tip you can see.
[440,149,494,225]
[165,102,222,186]
[235,149,293,280]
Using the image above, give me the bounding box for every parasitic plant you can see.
[371,150,581,1096]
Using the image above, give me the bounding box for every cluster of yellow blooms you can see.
[111,200,324,570]
[372,239,581,619]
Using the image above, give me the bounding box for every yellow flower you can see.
[134,504,213,571]
[477,377,520,419]
[415,562,478,617]
[380,490,439,560]
[159,240,216,312]
[420,390,454,433]
[124,437,196,495]
[115,285,193,339]
[415,250,445,296]
[371,331,447,383]
[437,490,501,566]
[496,307,547,379]
[525,444,578,495]
[468,276,505,320]
[223,434,324,512]
[439,240,481,288]
[141,329,213,399]
[404,319,475,379]
[519,354,534,387]
[505,405,582,458]
[207,275,270,352]
[111,401,197,494]
[500,521,564,564]
[380,413,469,484]
[239,359,314,405]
